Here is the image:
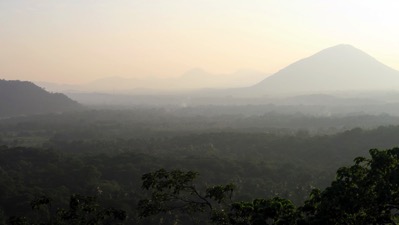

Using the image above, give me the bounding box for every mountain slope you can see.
[250,44,399,95]
[0,80,82,117]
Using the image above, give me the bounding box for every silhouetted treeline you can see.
[2,146,399,224]
[0,80,82,117]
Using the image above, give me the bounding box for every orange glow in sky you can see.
[1,0,399,84]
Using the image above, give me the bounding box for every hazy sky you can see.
[1,0,399,84]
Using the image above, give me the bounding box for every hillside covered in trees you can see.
[0,80,82,117]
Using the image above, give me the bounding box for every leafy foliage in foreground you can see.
[138,169,234,224]
[3,148,399,224]
[139,148,399,225]
[301,148,399,224]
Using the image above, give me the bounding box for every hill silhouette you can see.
[250,44,399,95]
[36,69,267,93]
[0,79,82,117]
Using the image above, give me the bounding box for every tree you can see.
[138,169,299,225]
[138,148,399,225]
[228,197,297,225]
[138,169,235,224]
[303,148,399,225]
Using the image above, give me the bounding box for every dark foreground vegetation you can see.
[138,148,399,225]
[1,109,399,224]
[1,147,399,224]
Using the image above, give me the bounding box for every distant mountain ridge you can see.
[0,79,82,117]
[36,69,267,93]
[250,44,399,95]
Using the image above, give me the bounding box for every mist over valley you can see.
[3,1,399,223]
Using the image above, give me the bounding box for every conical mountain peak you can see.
[251,45,399,95]
[322,44,358,51]
[306,44,374,61]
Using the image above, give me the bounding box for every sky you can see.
[1,0,399,84]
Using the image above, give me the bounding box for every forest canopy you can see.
[1,109,399,224]
[2,147,399,224]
